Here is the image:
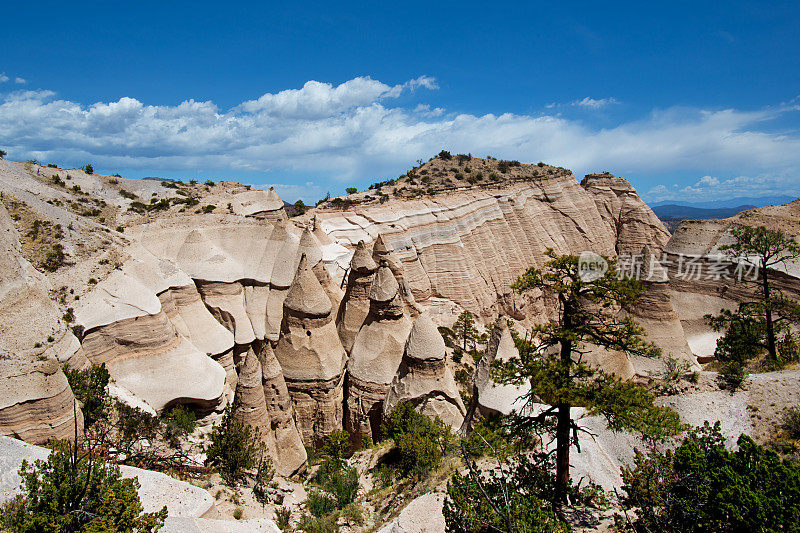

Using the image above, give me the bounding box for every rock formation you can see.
[316,173,670,319]
[383,312,466,429]
[336,240,377,353]
[346,263,413,442]
[274,254,347,444]
[0,201,82,442]
[627,246,698,373]
[257,341,307,475]
[472,320,530,419]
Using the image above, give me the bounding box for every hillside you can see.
[1,155,799,530]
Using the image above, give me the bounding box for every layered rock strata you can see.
[0,202,83,442]
[0,359,84,444]
[628,246,698,372]
[316,174,669,319]
[663,205,800,358]
[345,263,413,442]
[384,312,466,429]
[274,254,347,444]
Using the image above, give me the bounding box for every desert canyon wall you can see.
[3,156,798,476]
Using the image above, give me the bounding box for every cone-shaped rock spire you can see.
[275,254,347,444]
[284,254,332,317]
[336,241,378,354]
[345,262,412,442]
[383,312,465,430]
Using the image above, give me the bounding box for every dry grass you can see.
[1,194,68,271]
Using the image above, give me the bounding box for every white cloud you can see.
[404,75,438,91]
[646,172,800,203]
[696,175,720,186]
[0,73,8,83]
[14,77,26,84]
[1,76,799,203]
[572,97,618,109]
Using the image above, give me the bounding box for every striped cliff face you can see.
[315,173,670,320]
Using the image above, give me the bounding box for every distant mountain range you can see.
[647,195,798,232]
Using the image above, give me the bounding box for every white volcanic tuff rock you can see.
[384,313,466,429]
[377,492,446,533]
[229,186,287,222]
[258,341,307,476]
[371,234,422,316]
[197,281,257,345]
[79,307,227,413]
[0,202,83,443]
[580,175,671,256]
[0,360,84,444]
[474,321,530,418]
[627,246,699,374]
[336,240,377,353]
[346,264,413,441]
[127,215,304,285]
[275,254,347,443]
[316,175,670,317]
[231,340,307,478]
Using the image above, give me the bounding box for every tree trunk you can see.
[762,263,777,362]
[555,401,571,502]
[555,303,573,503]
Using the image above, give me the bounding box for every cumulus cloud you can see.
[0,73,8,83]
[14,77,26,84]
[1,75,799,203]
[646,172,800,203]
[572,96,618,109]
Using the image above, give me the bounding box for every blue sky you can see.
[1,0,799,203]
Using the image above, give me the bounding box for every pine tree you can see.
[707,225,800,364]
[494,249,683,502]
[453,311,481,353]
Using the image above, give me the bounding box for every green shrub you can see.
[233,507,243,520]
[297,512,338,533]
[719,361,746,391]
[619,422,800,532]
[783,407,800,440]
[43,243,66,271]
[307,492,337,517]
[275,506,292,530]
[383,402,454,477]
[205,404,265,486]
[325,467,359,508]
[345,187,357,194]
[1,440,167,532]
[84,164,94,174]
[444,447,568,533]
[63,363,111,428]
[161,405,196,446]
[342,503,364,525]
[322,430,349,466]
